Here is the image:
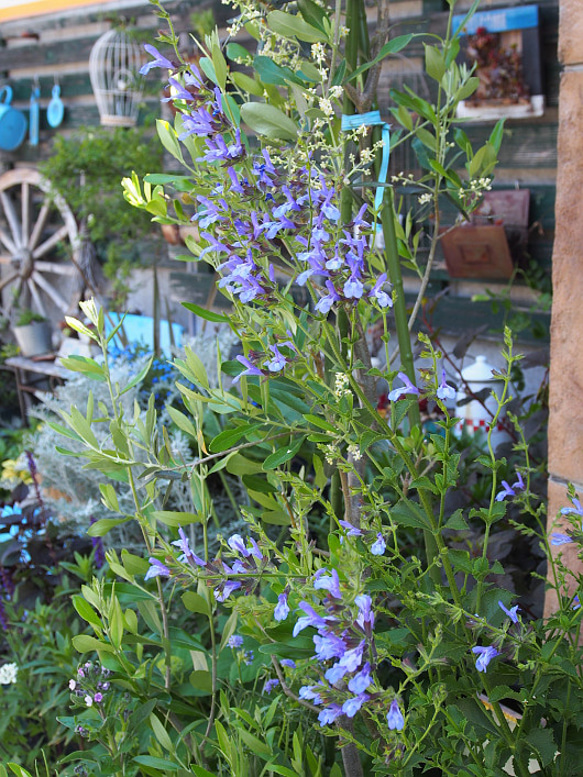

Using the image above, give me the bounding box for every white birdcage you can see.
[89,28,144,127]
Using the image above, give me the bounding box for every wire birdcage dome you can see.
[89,28,144,127]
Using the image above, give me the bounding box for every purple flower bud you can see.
[228,534,250,557]
[550,533,573,546]
[280,658,296,668]
[561,497,583,517]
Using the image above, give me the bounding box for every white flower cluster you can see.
[0,662,18,685]
[334,372,351,398]
[418,192,432,205]
[347,443,362,461]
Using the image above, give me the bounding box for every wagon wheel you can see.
[0,168,83,321]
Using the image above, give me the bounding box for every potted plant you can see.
[12,309,53,357]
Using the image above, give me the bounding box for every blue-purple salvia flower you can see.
[145,558,171,581]
[551,533,573,546]
[472,645,499,672]
[280,658,296,668]
[436,369,456,401]
[560,497,583,517]
[388,372,420,402]
[314,568,342,599]
[495,472,525,502]
[140,44,174,75]
[263,678,280,694]
[370,533,386,556]
[498,600,519,624]
[274,592,290,621]
[387,699,405,731]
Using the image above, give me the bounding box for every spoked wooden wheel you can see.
[0,168,82,320]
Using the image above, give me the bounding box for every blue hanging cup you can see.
[0,86,27,152]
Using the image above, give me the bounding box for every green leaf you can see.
[88,516,130,537]
[219,610,238,653]
[7,767,33,777]
[211,40,227,90]
[239,728,273,758]
[424,44,446,82]
[304,414,336,432]
[253,55,306,86]
[167,406,197,438]
[263,435,305,470]
[489,119,506,153]
[525,728,557,768]
[182,301,229,323]
[191,767,218,777]
[182,591,210,616]
[156,119,184,164]
[231,71,264,97]
[261,510,291,526]
[152,510,204,527]
[120,354,154,395]
[241,102,298,142]
[59,355,106,381]
[72,595,102,628]
[72,634,114,654]
[99,483,120,512]
[190,669,213,693]
[347,35,413,82]
[266,10,327,42]
[226,42,252,62]
[150,713,174,752]
[456,76,480,101]
[209,423,261,453]
[133,756,180,772]
[297,0,328,31]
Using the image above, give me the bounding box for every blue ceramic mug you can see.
[0,86,27,152]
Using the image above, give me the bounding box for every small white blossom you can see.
[329,85,344,100]
[319,98,334,118]
[85,694,93,707]
[69,679,76,691]
[0,662,17,685]
[418,193,432,205]
[347,444,362,461]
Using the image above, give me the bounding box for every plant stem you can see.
[380,189,420,431]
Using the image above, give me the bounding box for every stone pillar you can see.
[546,0,583,613]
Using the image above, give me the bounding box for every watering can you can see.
[0,86,27,152]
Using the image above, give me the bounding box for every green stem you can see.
[380,189,420,431]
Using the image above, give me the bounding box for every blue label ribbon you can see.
[341,110,391,218]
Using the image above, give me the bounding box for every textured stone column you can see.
[546,0,583,614]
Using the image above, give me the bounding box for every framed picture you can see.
[453,5,544,121]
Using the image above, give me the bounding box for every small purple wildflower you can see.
[299,684,322,704]
[339,520,363,537]
[342,693,369,718]
[370,533,386,556]
[318,704,343,726]
[388,372,420,402]
[347,662,372,695]
[314,568,342,599]
[472,645,499,672]
[263,678,280,694]
[228,634,244,649]
[144,558,171,581]
[387,700,405,731]
[561,498,583,517]
[550,533,573,546]
[140,44,174,75]
[93,692,103,704]
[498,600,519,624]
[437,369,456,401]
[274,592,290,621]
[280,658,296,668]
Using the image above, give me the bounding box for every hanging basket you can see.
[89,29,144,128]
